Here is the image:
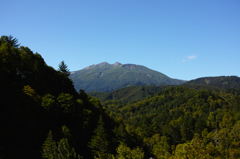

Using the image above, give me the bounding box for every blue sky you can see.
[2,0,240,80]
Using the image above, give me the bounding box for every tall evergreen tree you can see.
[88,115,110,158]
[42,129,81,159]
[58,61,70,76]
[0,35,20,48]
[42,130,58,158]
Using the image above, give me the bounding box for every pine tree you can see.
[58,61,70,76]
[0,35,20,48]
[88,115,109,158]
[42,130,58,158]
[42,129,81,159]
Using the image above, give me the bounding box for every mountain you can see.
[183,76,240,89]
[88,75,240,105]
[70,62,185,92]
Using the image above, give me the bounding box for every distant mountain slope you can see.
[88,85,173,103]
[70,62,185,92]
[183,76,240,89]
[88,84,227,104]
[88,76,240,104]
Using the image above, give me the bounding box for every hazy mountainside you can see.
[88,85,174,103]
[88,84,225,104]
[89,76,240,104]
[184,76,240,89]
[70,62,185,92]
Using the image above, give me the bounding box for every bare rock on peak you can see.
[122,64,139,70]
[113,62,122,66]
[83,64,95,70]
[96,62,109,67]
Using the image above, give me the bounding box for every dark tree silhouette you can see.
[0,35,20,48]
[58,61,70,76]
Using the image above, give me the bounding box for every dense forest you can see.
[1,35,240,158]
[0,35,144,159]
[88,85,174,103]
[103,87,240,158]
[88,82,239,104]
[184,76,240,89]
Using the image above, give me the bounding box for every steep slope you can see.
[0,36,137,159]
[70,62,185,92]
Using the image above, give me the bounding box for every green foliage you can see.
[101,86,240,158]
[113,142,144,159]
[152,136,171,159]
[57,93,75,113]
[89,85,173,103]
[88,115,110,157]
[42,130,81,159]
[42,94,56,110]
[172,134,212,159]
[0,35,20,48]
[42,131,57,158]
[0,35,121,158]
[184,76,240,89]
[1,35,240,159]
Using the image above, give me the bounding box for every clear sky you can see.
[2,0,240,80]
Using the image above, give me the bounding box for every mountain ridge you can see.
[183,76,240,89]
[88,76,240,103]
[70,62,185,92]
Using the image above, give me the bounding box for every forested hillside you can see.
[184,76,240,89]
[103,86,240,158]
[88,85,173,103]
[89,77,240,104]
[1,35,240,159]
[70,62,185,92]
[0,36,145,159]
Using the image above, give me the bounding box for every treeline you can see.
[184,76,240,89]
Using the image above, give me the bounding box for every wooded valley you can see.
[1,35,240,159]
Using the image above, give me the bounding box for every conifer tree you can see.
[58,61,70,76]
[42,129,81,159]
[0,35,20,48]
[42,130,58,158]
[88,115,110,158]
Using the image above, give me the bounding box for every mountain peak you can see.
[96,62,109,67]
[113,62,122,66]
[83,64,95,70]
[83,62,110,70]
[83,62,122,70]
[70,62,185,92]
